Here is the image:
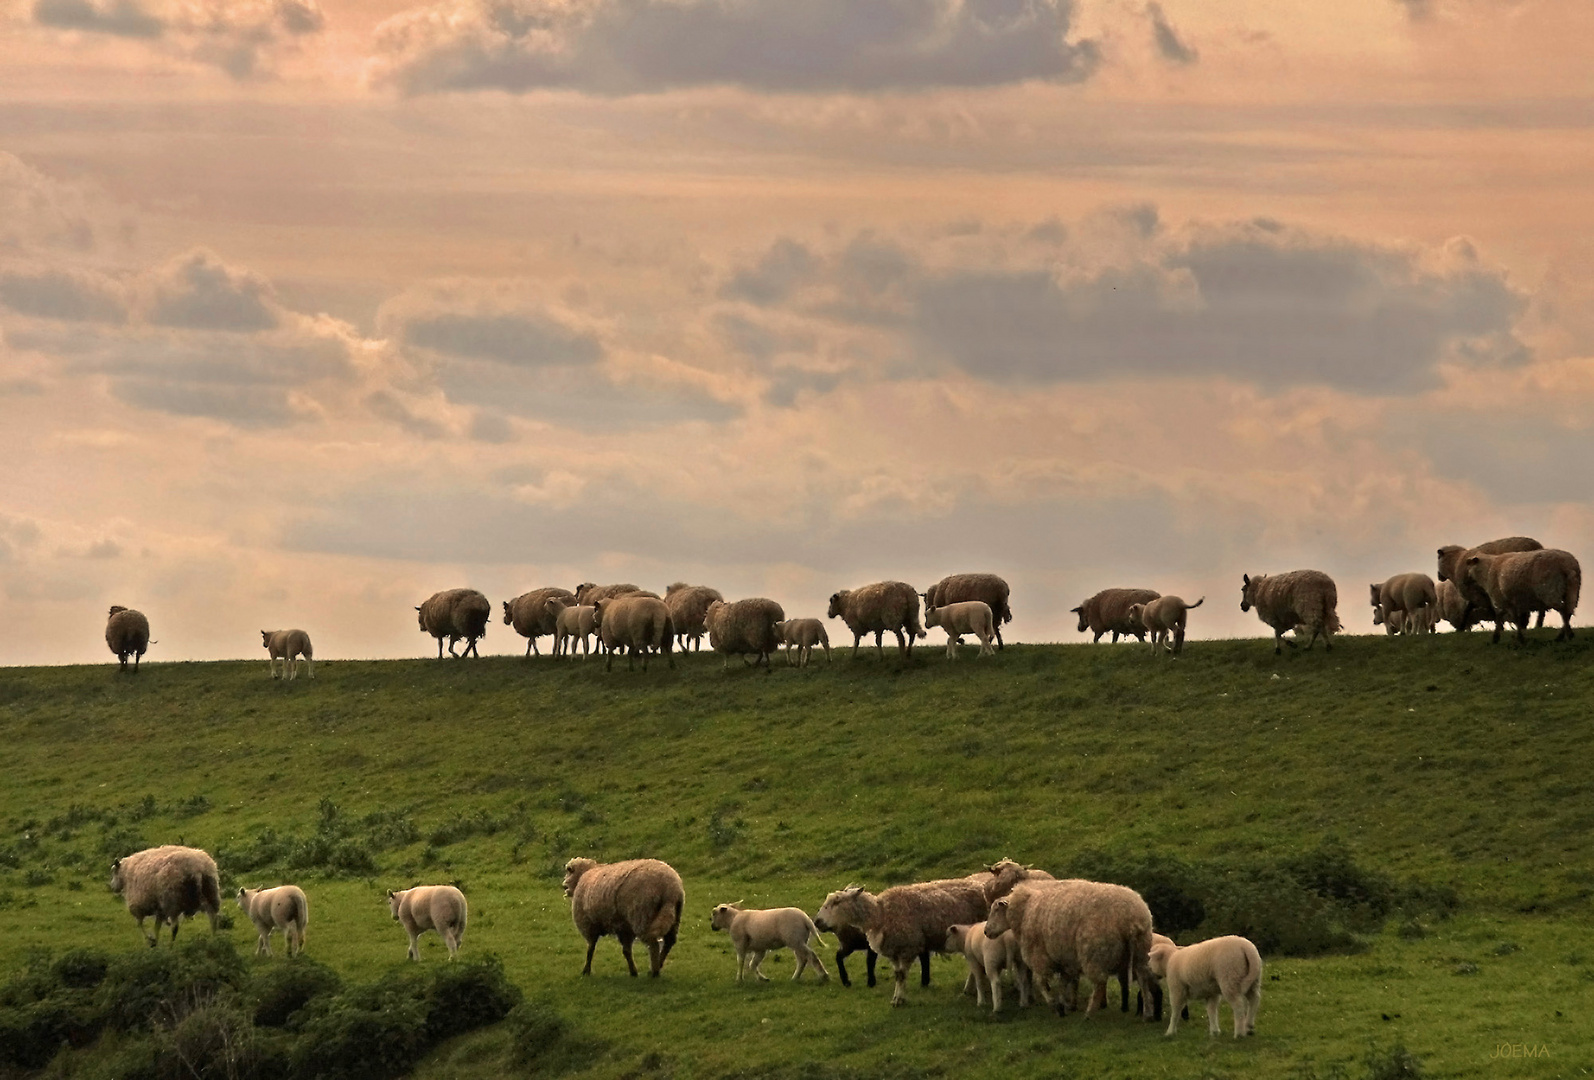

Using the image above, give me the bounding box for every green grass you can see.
[0,632,1590,1078]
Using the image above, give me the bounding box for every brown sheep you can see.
[503,587,575,655]
[924,574,1013,649]
[109,846,221,947]
[827,581,927,659]
[1071,589,1159,644]
[814,877,989,1006]
[1369,573,1437,636]
[416,589,491,658]
[105,606,151,672]
[1462,548,1580,643]
[574,583,648,605]
[664,583,725,651]
[703,598,785,670]
[563,857,684,977]
[1239,571,1340,655]
[1435,578,1475,632]
[1437,536,1543,629]
[592,594,675,671]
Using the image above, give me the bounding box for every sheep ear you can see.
[1068,606,1081,613]
[1242,574,1250,585]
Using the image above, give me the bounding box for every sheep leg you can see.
[874,630,885,658]
[1164,985,1185,1036]
[647,938,664,977]
[257,930,271,957]
[436,637,444,659]
[919,950,931,987]
[581,937,598,975]
[866,947,879,987]
[889,957,912,1006]
[525,638,534,657]
[751,950,769,981]
[1206,995,1223,1036]
[989,966,1003,1013]
[136,916,155,947]
[894,628,907,658]
[851,632,863,659]
[618,931,639,977]
[805,946,828,981]
[834,946,853,987]
[660,922,678,967]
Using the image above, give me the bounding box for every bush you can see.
[98,937,249,1034]
[287,985,429,1080]
[1365,1041,1424,1080]
[506,997,604,1075]
[157,996,286,1080]
[418,954,523,1040]
[248,959,341,1028]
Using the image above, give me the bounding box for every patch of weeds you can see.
[1364,1041,1424,1080]
[1491,942,1520,956]
[22,869,54,888]
[707,810,743,852]
[1452,960,1479,976]
[1395,919,1426,941]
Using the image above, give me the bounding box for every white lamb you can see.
[236,885,309,957]
[1148,935,1262,1038]
[709,903,829,983]
[924,601,996,659]
[946,921,1027,1012]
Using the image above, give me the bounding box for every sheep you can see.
[982,858,1056,905]
[830,924,894,989]
[592,595,676,672]
[704,598,785,670]
[236,885,309,957]
[260,629,313,680]
[105,606,151,672]
[924,600,997,659]
[1437,536,1544,629]
[563,857,684,978]
[826,581,927,660]
[547,598,598,659]
[1147,935,1262,1038]
[503,587,576,656]
[813,877,988,1006]
[1369,573,1437,636]
[415,589,491,659]
[946,921,1027,1012]
[1071,589,1159,644]
[1239,570,1340,655]
[776,618,831,667]
[984,879,1161,1021]
[573,583,644,605]
[387,885,467,960]
[1436,578,1475,632]
[108,845,221,947]
[925,574,1013,649]
[1462,548,1581,643]
[709,903,829,983]
[664,583,725,651]
[1126,596,1204,657]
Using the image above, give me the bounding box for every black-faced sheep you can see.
[925,600,997,659]
[109,845,221,947]
[1126,596,1203,657]
[592,595,675,672]
[1437,536,1543,629]
[416,589,491,659]
[388,885,466,960]
[1239,571,1340,655]
[664,583,725,651]
[1071,589,1159,643]
[563,857,684,978]
[236,885,308,956]
[105,606,151,672]
[827,581,926,660]
[776,618,830,667]
[814,877,988,1006]
[946,921,1027,1012]
[1463,548,1580,643]
[261,629,313,680]
[704,598,785,670]
[925,574,1013,649]
[1148,935,1262,1038]
[503,587,575,656]
[709,903,829,983]
[1369,573,1436,636]
[548,598,597,658]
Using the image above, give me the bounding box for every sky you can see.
[2,0,1592,664]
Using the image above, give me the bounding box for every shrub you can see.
[418,954,523,1040]
[1365,1041,1424,1080]
[98,938,249,1034]
[287,986,429,1080]
[248,960,341,1028]
[506,997,604,1075]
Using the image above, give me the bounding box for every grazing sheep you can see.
[704,598,785,670]
[236,885,309,957]
[563,857,684,978]
[1071,589,1160,644]
[503,587,576,656]
[1133,932,1183,1018]
[416,589,491,659]
[548,598,598,659]
[260,629,313,680]
[814,877,988,1006]
[925,574,1013,649]
[1148,935,1262,1038]
[573,583,644,605]
[593,595,676,672]
[1369,574,1437,636]
[982,859,1057,905]
[946,921,1027,1012]
[1126,596,1204,657]
[776,618,831,667]
[925,600,997,659]
[387,885,467,961]
[1463,548,1581,643]
[105,606,151,672]
[709,903,829,983]
[1435,578,1474,632]
[664,583,725,651]
[827,581,927,660]
[1437,537,1544,628]
[108,845,221,947]
[1239,571,1340,655]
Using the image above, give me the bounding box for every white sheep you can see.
[387,885,467,960]
[924,601,996,659]
[946,921,1027,1012]
[709,903,830,983]
[563,857,684,977]
[109,845,221,947]
[1148,935,1262,1038]
[260,629,313,680]
[1126,596,1204,657]
[1369,574,1437,636]
[236,885,309,957]
[776,618,831,667]
[547,598,597,659]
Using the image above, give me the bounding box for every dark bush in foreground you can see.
[248,958,342,1028]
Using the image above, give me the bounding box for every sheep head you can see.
[709,903,740,931]
[826,591,847,619]
[562,857,597,898]
[984,898,1013,937]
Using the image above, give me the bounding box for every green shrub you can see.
[1365,1041,1424,1080]
[506,997,604,1076]
[97,937,249,1034]
[287,985,429,1080]
[418,954,523,1040]
[247,959,341,1028]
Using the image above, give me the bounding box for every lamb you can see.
[563,857,684,978]
[105,606,151,672]
[260,629,313,680]
[826,581,927,660]
[946,921,1027,1012]
[108,845,221,947]
[1071,589,1159,644]
[709,903,829,983]
[503,587,576,656]
[1435,578,1474,632]
[924,574,1013,649]
[547,598,598,659]
[664,583,725,652]
[776,618,831,667]
[593,595,676,671]
[415,588,491,659]
[813,877,989,1006]
[387,885,467,960]
[1147,935,1262,1038]
[704,598,785,670]
[236,885,309,957]
[1462,548,1581,643]
[1126,596,1204,656]
[1437,536,1543,628]
[1369,574,1437,636]
[924,600,997,659]
[1239,571,1340,655]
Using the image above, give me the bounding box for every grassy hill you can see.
[0,632,1589,1078]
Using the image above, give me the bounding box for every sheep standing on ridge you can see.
[503,587,575,656]
[1126,596,1203,657]
[416,589,491,658]
[827,581,926,660]
[388,885,467,960]
[925,574,1013,649]
[1369,574,1437,636]
[574,583,644,605]
[563,857,684,978]
[925,600,997,659]
[1239,571,1340,655]
[237,885,309,956]
[1463,548,1580,643]
[1071,589,1159,643]
[709,903,829,983]
[105,606,151,672]
[593,595,675,672]
[1148,935,1262,1038]
[776,618,830,667]
[547,598,597,658]
[261,629,313,679]
[704,598,785,670]
[109,845,221,947]
[1437,536,1544,629]
[664,583,725,652]
[814,877,988,1006]
[1435,578,1474,632]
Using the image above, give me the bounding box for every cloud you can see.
[0,153,108,254]
[32,0,163,37]
[0,267,127,324]
[1145,2,1197,65]
[370,0,1100,96]
[403,311,602,367]
[29,0,327,78]
[145,249,279,331]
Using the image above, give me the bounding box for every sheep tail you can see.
[1566,559,1582,614]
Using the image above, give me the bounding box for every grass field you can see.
[0,631,1590,1078]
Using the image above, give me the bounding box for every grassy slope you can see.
[0,633,1590,1078]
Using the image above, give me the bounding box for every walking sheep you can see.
[573,583,644,605]
[925,574,1013,649]
[1369,574,1437,636]
[776,618,831,667]
[563,857,684,978]
[1239,571,1340,655]
[548,598,598,658]
[947,921,1027,1012]
[105,606,151,672]
[664,583,725,651]
[1126,596,1203,656]
[704,598,785,670]
[261,629,313,679]
[503,587,575,656]
[709,903,829,983]
[237,885,309,957]
[388,885,467,960]
[1148,935,1262,1038]
[924,600,997,659]
[1071,589,1159,643]
[1437,536,1544,629]
[1462,548,1581,643]
[827,581,927,660]
[814,877,988,1006]
[416,589,491,658]
[982,858,1057,905]
[593,595,676,672]
[109,845,221,947]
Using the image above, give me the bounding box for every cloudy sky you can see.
[3,0,1591,663]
